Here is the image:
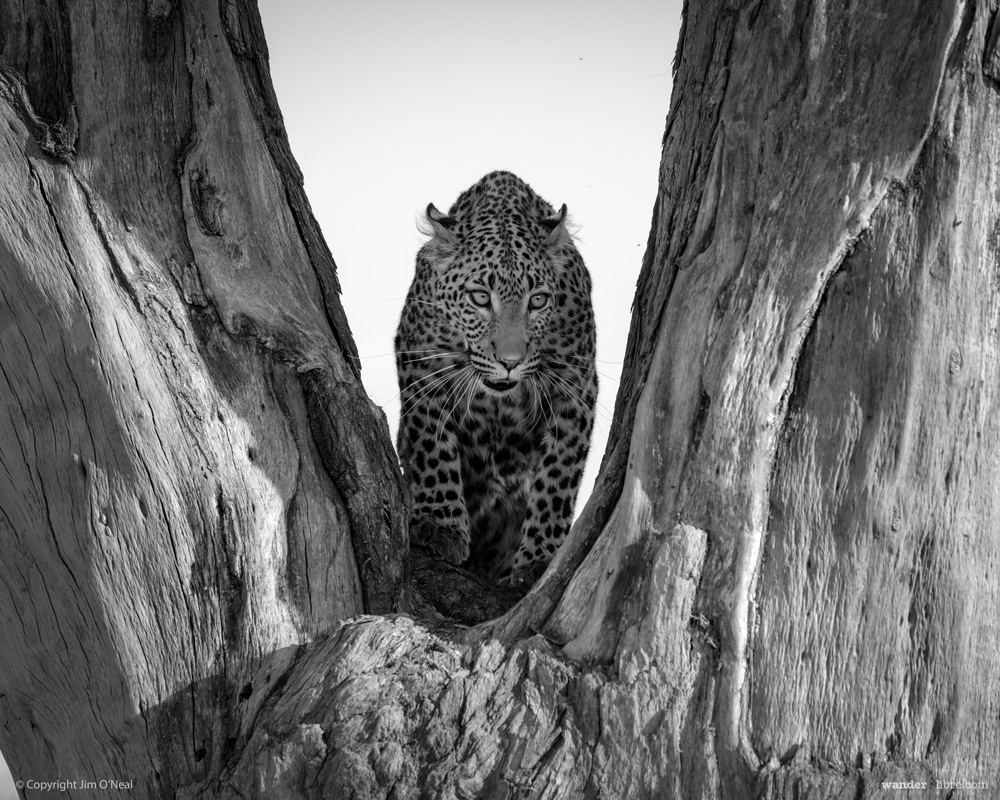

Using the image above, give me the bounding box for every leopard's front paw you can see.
[496,559,547,590]
[411,516,470,566]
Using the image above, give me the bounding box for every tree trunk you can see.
[0,0,406,793]
[1,1,998,799]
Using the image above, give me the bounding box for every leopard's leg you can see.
[398,391,470,565]
[498,389,595,587]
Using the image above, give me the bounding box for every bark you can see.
[1,1,998,799]
[0,0,406,793]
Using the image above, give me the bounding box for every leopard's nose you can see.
[498,357,523,371]
[493,328,527,371]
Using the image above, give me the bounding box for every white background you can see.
[256,0,681,504]
[0,1,681,794]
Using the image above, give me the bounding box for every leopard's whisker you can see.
[399,364,459,401]
[397,364,463,413]
[366,348,444,359]
[394,350,466,367]
[396,348,464,356]
[453,372,475,431]
[539,349,622,366]
[534,374,558,431]
[398,354,465,367]
[540,370,609,438]
[436,366,474,437]
[405,371,460,412]
[530,377,552,431]
[525,377,542,429]
[537,368,587,410]
[540,368,611,423]
[394,297,442,308]
[460,371,480,426]
[542,356,619,386]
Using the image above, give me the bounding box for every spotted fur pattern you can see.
[395,171,597,586]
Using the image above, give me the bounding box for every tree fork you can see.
[1,1,998,798]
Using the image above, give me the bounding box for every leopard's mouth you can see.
[483,379,517,392]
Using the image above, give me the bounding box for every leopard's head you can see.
[422,177,572,395]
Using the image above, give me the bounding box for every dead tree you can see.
[0,0,997,797]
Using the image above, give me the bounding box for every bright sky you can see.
[0,2,681,793]
[257,0,683,507]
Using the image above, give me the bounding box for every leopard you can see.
[394,170,597,588]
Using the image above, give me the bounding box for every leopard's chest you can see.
[455,399,544,509]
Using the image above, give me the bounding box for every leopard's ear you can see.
[541,203,568,246]
[425,203,458,241]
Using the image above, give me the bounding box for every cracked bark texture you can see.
[0,0,405,795]
[1,0,999,798]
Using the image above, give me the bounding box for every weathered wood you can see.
[752,20,1000,785]
[1,0,999,797]
[0,0,404,793]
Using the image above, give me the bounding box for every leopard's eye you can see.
[528,292,551,310]
[468,290,491,308]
